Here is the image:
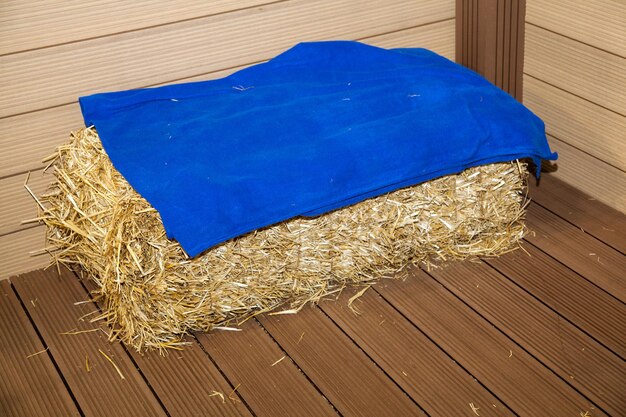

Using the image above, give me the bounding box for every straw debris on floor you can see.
[32,128,529,351]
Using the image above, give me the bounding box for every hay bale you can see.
[35,128,529,351]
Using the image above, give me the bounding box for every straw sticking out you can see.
[98,349,125,380]
[34,128,529,352]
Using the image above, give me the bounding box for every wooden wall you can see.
[0,0,456,279]
[523,0,625,212]
[456,0,526,101]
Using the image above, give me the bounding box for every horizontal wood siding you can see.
[0,227,49,279]
[0,172,49,236]
[0,0,453,118]
[524,76,626,170]
[524,0,626,212]
[525,25,625,112]
[0,1,455,279]
[544,135,626,210]
[0,0,274,55]
[526,0,625,57]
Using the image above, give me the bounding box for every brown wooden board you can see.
[495,0,505,87]
[318,287,515,416]
[0,280,80,417]
[196,319,338,417]
[456,0,525,100]
[429,260,626,415]
[501,0,511,93]
[508,0,519,96]
[525,203,626,303]
[476,0,497,81]
[129,336,253,417]
[375,268,606,416]
[510,0,526,98]
[80,276,253,417]
[11,268,168,417]
[471,0,477,69]
[529,174,626,253]
[257,306,426,416]
[455,0,463,63]
[257,305,424,417]
[487,244,626,359]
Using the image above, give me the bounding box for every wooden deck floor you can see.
[1,174,625,417]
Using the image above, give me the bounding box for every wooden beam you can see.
[456,0,526,100]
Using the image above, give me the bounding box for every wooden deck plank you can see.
[318,287,515,416]
[128,336,254,417]
[4,164,625,416]
[487,244,626,358]
[0,280,80,417]
[430,260,626,415]
[525,203,626,303]
[80,273,254,417]
[10,268,168,417]
[258,306,424,417]
[375,268,606,416]
[529,174,626,253]
[196,319,338,417]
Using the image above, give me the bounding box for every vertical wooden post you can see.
[456,0,526,100]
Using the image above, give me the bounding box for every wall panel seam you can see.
[546,133,626,174]
[523,73,626,118]
[0,0,289,58]
[1,1,456,118]
[0,19,457,239]
[0,18,456,123]
[525,22,625,60]
[0,224,41,240]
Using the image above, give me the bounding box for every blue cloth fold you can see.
[79,41,557,257]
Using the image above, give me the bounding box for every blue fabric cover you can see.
[79,41,556,257]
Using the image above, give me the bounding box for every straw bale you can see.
[34,128,529,351]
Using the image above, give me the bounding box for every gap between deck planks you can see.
[428,261,626,415]
[6,257,622,417]
[374,269,608,416]
[10,268,169,417]
[256,306,426,417]
[528,174,626,253]
[524,203,626,304]
[487,244,626,359]
[316,287,516,416]
[78,278,256,417]
[1,174,624,417]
